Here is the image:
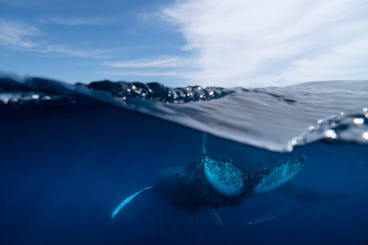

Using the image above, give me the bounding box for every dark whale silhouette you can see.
[111,140,305,219]
[277,182,344,203]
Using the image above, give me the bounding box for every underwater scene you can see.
[1,76,368,244]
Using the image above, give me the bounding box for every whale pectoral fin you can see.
[111,186,153,219]
[251,156,305,195]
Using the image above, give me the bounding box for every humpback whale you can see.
[111,135,305,219]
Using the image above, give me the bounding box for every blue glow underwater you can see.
[1,76,368,244]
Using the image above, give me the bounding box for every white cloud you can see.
[0,19,41,48]
[37,17,113,26]
[105,57,191,68]
[101,69,194,78]
[43,45,110,59]
[162,0,368,87]
[102,57,196,83]
[0,18,110,59]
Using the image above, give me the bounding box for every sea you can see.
[1,75,367,245]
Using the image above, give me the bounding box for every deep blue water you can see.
[1,76,368,244]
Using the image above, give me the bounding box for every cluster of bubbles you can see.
[0,77,233,106]
[0,76,67,106]
[289,107,368,151]
[0,92,54,105]
[83,80,233,103]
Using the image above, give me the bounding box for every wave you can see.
[1,75,367,152]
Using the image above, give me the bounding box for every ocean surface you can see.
[1,75,368,244]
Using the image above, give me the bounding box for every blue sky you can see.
[1,0,368,87]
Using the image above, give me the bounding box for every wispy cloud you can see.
[37,17,113,26]
[0,19,42,48]
[0,18,111,59]
[102,56,196,82]
[105,57,191,68]
[42,45,110,59]
[101,69,194,77]
[162,0,368,87]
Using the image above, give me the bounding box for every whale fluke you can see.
[201,152,250,196]
[111,134,306,222]
[111,186,153,219]
[251,156,305,195]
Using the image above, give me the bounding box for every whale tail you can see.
[111,186,153,219]
[251,156,305,195]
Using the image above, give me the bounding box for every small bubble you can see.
[290,138,298,146]
[324,129,337,139]
[353,118,364,125]
[363,132,368,140]
[32,94,40,100]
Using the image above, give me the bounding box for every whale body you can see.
[111,152,305,218]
